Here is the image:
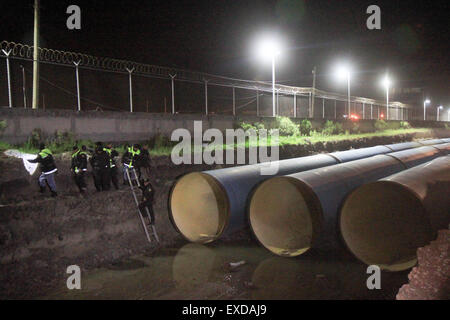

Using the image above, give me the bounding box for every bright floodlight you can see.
[424,99,430,104]
[382,76,391,89]
[438,105,443,109]
[255,36,282,62]
[335,64,351,81]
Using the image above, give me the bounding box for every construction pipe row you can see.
[169,138,448,244]
[340,156,450,271]
[248,143,449,258]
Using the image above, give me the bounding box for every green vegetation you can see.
[299,119,312,136]
[374,119,388,131]
[0,119,437,158]
[322,120,344,136]
[0,120,7,135]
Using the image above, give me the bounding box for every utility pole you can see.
[311,66,316,118]
[32,0,40,109]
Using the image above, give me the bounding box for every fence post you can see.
[371,104,373,120]
[322,98,325,119]
[2,49,12,108]
[20,65,27,108]
[309,91,312,118]
[276,89,279,116]
[293,92,297,118]
[126,67,134,112]
[73,60,81,112]
[169,74,176,114]
[256,89,259,117]
[232,86,236,116]
[204,79,209,115]
[362,103,365,119]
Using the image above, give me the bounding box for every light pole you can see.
[382,75,391,121]
[437,106,443,121]
[423,99,430,121]
[335,65,351,118]
[255,36,282,117]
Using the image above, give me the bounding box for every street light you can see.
[255,36,282,117]
[423,99,430,121]
[437,106,443,121]
[381,76,392,120]
[335,64,352,117]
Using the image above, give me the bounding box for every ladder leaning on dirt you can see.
[125,167,159,243]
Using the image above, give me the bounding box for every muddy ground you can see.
[0,131,448,299]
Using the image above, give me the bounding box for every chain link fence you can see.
[0,40,424,121]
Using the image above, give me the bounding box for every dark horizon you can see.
[1,0,449,108]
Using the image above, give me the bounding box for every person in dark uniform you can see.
[71,145,88,193]
[90,146,111,191]
[103,143,119,190]
[138,179,155,225]
[28,143,58,197]
[139,145,152,180]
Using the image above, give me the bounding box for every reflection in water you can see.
[252,256,370,300]
[38,241,403,300]
[172,243,221,288]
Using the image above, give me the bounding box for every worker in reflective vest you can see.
[28,143,58,197]
[122,144,141,185]
[104,143,120,190]
[71,145,88,193]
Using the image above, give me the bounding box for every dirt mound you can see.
[396,229,450,300]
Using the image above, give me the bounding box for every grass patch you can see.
[0,127,434,158]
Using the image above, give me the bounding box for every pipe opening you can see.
[249,177,322,257]
[170,173,229,243]
[340,182,433,271]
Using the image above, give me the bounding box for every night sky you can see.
[1,0,449,107]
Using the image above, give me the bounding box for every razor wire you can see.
[0,40,410,110]
[0,40,311,96]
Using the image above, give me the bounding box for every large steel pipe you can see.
[169,154,338,243]
[340,156,450,271]
[169,139,445,244]
[431,142,450,155]
[418,138,445,146]
[384,141,422,152]
[248,145,445,257]
[387,146,443,168]
[169,143,400,243]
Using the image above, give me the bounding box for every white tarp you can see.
[4,149,39,175]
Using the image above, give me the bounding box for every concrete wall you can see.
[0,107,447,144]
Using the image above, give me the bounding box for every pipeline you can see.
[340,156,450,271]
[168,139,445,244]
[417,138,445,146]
[248,144,447,257]
[384,141,422,152]
[430,142,450,155]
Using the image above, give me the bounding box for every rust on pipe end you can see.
[340,181,434,271]
[249,177,323,257]
[169,172,229,243]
